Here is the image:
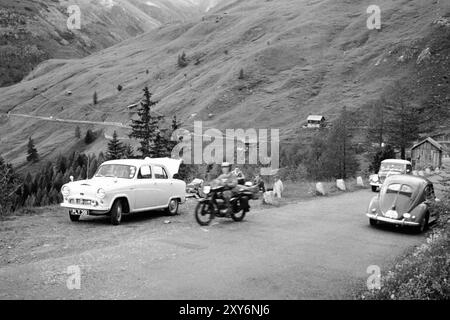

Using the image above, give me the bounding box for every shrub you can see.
[177,51,188,68]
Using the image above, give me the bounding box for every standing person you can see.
[273,175,284,199]
[233,167,246,185]
[253,174,266,192]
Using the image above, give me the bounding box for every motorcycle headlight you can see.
[96,188,106,199]
[203,186,211,194]
[61,185,70,197]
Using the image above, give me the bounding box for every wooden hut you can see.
[410,137,444,169]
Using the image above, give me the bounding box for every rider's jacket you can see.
[216,172,238,188]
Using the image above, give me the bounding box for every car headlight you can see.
[61,185,70,197]
[371,175,379,182]
[203,186,211,194]
[96,188,106,199]
[403,213,411,219]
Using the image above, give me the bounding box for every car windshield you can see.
[380,163,405,172]
[95,164,136,179]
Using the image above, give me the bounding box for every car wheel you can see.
[110,200,123,226]
[415,213,429,233]
[166,199,179,216]
[371,186,378,192]
[69,212,80,222]
[369,218,378,226]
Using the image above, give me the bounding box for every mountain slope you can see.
[0,0,449,166]
[0,0,226,87]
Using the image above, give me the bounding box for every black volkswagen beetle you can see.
[366,175,439,233]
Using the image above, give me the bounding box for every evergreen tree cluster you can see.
[0,156,19,215]
[106,131,135,160]
[11,152,106,211]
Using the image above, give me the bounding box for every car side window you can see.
[154,166,168,179]
[138,165,152,179]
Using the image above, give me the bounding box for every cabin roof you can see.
[411,137,444,151]
[307,115,325,121]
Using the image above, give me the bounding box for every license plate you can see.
[70,209,89,216]
[385,210,398,219]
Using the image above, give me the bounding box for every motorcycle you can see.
[194,181,259,226]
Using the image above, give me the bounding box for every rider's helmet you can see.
[221,162,232,168]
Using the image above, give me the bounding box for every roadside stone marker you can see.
[263,191,275,205]
[425,168,431,175]
[316,182,326,196]
[336,179,346,191]
[418,170,424,176]
[357,176,364,187]
[435,167,440,174]
[412,170,418,176]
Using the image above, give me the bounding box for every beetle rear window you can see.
[385,183,413,196]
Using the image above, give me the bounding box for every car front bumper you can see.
[61,203,110,215]
[366,213,420,226]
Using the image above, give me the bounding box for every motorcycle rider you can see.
[216,162,238,215]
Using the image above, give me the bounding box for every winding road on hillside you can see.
[0,189,428,299]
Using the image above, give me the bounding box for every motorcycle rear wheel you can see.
[231,209,246,222]
[195,202,214,226]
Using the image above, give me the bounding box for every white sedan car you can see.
[60,158,186,225]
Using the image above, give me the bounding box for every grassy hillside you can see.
[0,0,218,87]
[0,0,449,168]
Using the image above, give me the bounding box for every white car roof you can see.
[101,158,182,177]
[381,159,411,165]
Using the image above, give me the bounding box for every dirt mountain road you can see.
[0,190,427,299]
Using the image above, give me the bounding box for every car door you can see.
[152,165,171,207]
[134,165,157,210]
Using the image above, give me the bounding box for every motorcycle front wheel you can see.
[195,202,214,226]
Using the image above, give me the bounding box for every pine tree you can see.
[177,51,188,68]
[322,107,359,179]
[122,144,135,159]
[366,98,386,148]
[106,131,126,160]
[93,91,98,105]
[238,68,245,80]
[84,129,96,144]
[26,137,39,163]
[384,81,420,159]
[75,126,81,139]
[129,87,163,157]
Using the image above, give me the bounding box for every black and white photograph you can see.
[0,0,449,305]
